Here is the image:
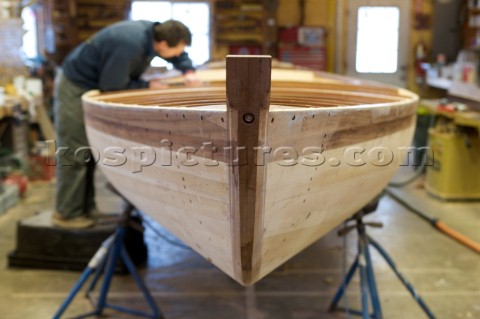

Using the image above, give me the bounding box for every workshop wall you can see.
[408,0,434,94]
[276,0,337,72]
[277,0,437,93]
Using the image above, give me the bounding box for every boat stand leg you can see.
[52,203,163,319]
[52,233,115,319]
[52,267,95,319]
[327,197,383,319]
[367,236,436,319]
[328,256,359,312]
[118,246,162,318]
[358,231,381,319]
[361,234,382,318]
[329,233,377,318]
[93,226,125,316]
[329,197,436,319]
[358,256,370,319]
[84,245,108,297]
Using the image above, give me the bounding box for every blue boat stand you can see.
[328,198,436,319]
[52,202,163,319]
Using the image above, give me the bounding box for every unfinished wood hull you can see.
[82,56,418,285]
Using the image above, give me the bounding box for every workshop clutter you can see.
[0,182,19,216]
[453,50,478,84]
[0,17,28,86]
[0,148,22,215]
[28,141,55,181]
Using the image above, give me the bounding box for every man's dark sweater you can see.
[62,20,195,91]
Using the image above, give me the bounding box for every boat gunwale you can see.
[82,88,418,113]
[83,98,418,114]
[84,85,417,101]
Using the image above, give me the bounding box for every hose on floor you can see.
[388,155,427,188]
[385,188,480,255]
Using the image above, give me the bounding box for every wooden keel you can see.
[226,55,272,284]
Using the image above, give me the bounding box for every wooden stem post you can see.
[226,55,272,284]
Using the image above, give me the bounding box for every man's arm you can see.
[164,52,195,74]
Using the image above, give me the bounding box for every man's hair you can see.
[153,20,192,47]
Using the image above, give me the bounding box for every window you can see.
[355,6,399,73]
[131,1,210,69]
[22,7,38,59]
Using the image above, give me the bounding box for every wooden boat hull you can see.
[83,56,418,285]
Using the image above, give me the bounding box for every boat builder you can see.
[52,19,197,229]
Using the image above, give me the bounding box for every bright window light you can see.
[22,7,38,59]
[131,2,172,22]
[355,6,399,73]
[130,1,210,69]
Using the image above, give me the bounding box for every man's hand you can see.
[148,79,169,89]
[184,71,202,87]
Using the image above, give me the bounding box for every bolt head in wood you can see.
[243,113,255,124]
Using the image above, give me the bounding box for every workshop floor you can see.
[0,170,479,319]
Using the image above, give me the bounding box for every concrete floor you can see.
[0,172,479,319]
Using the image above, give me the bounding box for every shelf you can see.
[469,7,480,14]
[214,0,269,56]
[448,81,480,103]
[426,77,452,90]
[216,35,263,44]
[42,0,130,64]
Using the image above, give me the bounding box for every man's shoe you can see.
[51,213,95,229]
